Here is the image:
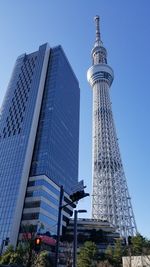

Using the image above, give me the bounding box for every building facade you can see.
[87,16,137,239]
[63,218,120,246]
[60,218,120,266]
[0,43,80,248]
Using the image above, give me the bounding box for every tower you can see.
[87,16,137,238]
[0,43,80,247]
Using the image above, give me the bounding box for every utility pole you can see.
[73,210,78,267]
[73,210,87,267]
[55,185,64,267]
[55,184,89,267]
[0,237,9,255]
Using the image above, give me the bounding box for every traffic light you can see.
[70,190,89,202]
[34,237,42,252]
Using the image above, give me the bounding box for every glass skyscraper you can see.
[0,43,80,248]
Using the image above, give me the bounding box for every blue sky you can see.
[0,0,150,238]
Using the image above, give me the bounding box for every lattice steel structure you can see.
[87,16,137,239]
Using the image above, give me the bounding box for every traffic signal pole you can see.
[55,185,64,267]
[55,185,89,267]
[73,210,77,267]
[73,210,87,267]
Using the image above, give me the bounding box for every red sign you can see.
[39,235,56,246]
[21,233,56,246]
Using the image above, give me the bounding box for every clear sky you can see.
[0,0,150,238]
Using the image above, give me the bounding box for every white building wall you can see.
[122,255,150,267]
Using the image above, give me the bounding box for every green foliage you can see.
[35,250,54,267]
[104,240,123,267]
[0,223,56,267]
[0,243,29,266]
[113,239,123,266]
[62,229,107,245]
[104,235,150,266]
[131,234,145,255]
[89,229,106,244]
[97,260,113,267]
[124,233,150,257]
[76,234,150,267]
[0,244,54,267]
[0,224,43,266]
[105,245,114,264]
[0,245,15,264]
[77,241,98,267]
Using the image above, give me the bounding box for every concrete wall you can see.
[122,255,150,267]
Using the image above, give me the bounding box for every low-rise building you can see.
[59,218,120,266]
[63,218,120,249]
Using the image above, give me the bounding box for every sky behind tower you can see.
[0,0,150,238]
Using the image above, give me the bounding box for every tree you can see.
[0,245,15,265]
[124,234,150,266]
[97,260,113,267]
[0,243,31,266]
[77,241,98,267]
[131,234,146,255]
[0,224,43,266]
[20,224,38,267]
[142,237,150,256]
[113,239,123,266]
[123,234,150,258]
[34,250,54,267]
[105,245,114,265]
[104,240,123,267]
[9,243,28,265]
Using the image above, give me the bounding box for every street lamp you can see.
[55,185,89,267]
[73,209,87,267]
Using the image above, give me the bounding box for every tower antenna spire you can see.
[94,15,101,44]
[87,16,137,239]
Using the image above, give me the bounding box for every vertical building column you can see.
[10,44,50,247]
